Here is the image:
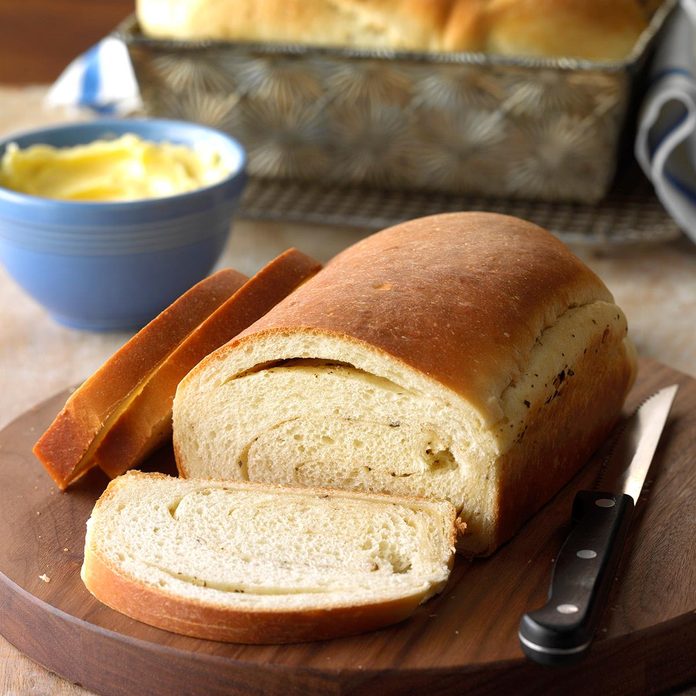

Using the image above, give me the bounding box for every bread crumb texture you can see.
[84,473,455,611]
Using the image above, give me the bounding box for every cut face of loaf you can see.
[174,213,636,555]
[81,472,456,643]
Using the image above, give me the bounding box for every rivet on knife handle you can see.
[518,490,634,666]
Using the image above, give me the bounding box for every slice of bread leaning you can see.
[34,268,248,489]
[81,471,457,643]
[173,212,637,556]
[34,249,320,489]
[93,249,321,480]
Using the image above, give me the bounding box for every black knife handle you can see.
[518,490,634,666]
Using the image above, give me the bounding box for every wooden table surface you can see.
[1,4,695,693]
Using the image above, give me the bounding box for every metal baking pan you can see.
[117,1,676,203]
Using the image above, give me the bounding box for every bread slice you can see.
[173,212,636,556]
[81,472,456,643]
[34,268,248,490]
[93,249,321,479]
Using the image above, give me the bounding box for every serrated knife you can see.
[518,384,679,667]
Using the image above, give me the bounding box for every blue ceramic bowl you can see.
[0,119,246,330]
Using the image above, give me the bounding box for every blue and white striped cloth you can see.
[46,37,141,116]
[635,0,696,242]
[47,3,696,242]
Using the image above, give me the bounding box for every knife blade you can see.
[518,384,679,667]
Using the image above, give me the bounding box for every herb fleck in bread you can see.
[173,212,636,555]
[81,472,456,643]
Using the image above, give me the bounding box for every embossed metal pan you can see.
[118,1,675,203]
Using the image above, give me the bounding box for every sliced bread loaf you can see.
[81,472,456,643]
[173,212,636,555]
[94,249,321,479]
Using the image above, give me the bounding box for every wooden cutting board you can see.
[0,357,694,696]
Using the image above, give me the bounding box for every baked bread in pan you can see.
[136,0,650,61]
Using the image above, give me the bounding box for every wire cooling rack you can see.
[237,172,682,248]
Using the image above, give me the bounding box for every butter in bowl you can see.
[0,119,246,331]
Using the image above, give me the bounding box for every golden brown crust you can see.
[82,547,425,643]
[137,0,647,59]
[175,212,635,555]
[222,213,614,422]
[137,0,467,50]
[95,249,321,479]
[441,0,489,52]
[486,0,649,61]
[33,269,248,489]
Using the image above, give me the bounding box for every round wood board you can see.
[0,358,694,696]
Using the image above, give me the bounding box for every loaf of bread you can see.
[35,250,320,489]
[136,0,650,60]
[81,472,456,643]
[173,212,636,555]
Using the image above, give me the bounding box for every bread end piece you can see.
[33,269,248,490]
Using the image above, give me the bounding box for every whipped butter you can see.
[0,134,232,202]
